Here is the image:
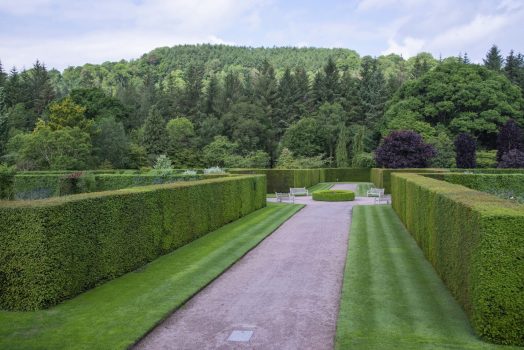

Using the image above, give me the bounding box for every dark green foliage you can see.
[385,62,524,148]
[0,164,16,199]
[483,45,504,71]
[391,173,524,345]
[312,189,354,201]
[0,175,266,310]
[142,107,167,157]
[455,133,477,168]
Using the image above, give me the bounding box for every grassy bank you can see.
[0,203,302,350]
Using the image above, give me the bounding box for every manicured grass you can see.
[335,205,519,350]
[308,182,334,193]
[355,182,373,197]
[0,202,303,350]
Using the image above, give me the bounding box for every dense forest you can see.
[0,44,523,170]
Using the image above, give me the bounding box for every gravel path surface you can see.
[134,184,376,350]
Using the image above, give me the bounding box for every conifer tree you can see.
[335,126,350,167]
[483,45,503,71]
[143,106,167,157]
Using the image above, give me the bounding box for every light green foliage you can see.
[0,202,301,350]
[0,175,266,310]
[47,97,93,132]
[391,173,524,345]
[428,131,455,168]
[477,150,498,168]
[276,147,328,169]
[203,166,225,174]
[336,205,509,349]
[281,117,327,157]
[315,102,346,161]
[7,123,92,170]
[152,154,174,176]
[352,152,375,168]
[166,117,198,167]
[312,189,355,201]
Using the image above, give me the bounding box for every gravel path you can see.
[134,184,376,350]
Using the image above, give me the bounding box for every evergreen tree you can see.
[223,71,242,109]
[496,119,523,162]
[483,45,503,71]
[183,64,204,117]
[351,125,367,167]
[204,75,221,116]
[335,126,350,167]
[323,57,340,103]
[26,60,55,116]
[142,107,167,157]
[359,56,388,135]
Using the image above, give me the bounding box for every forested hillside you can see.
[0,44,523,170]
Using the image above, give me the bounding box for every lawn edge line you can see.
[127,203,305,349]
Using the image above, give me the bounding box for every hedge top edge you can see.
[392,173,524,215]
[0,174,263,208]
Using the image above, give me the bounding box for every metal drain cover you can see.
[227,330,253,342]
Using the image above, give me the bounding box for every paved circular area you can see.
[134,184,379,350]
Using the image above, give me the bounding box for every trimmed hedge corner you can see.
[391,173,524,346]
[0,175,266,311]
[371,168,448,193]
[312,190,355,201]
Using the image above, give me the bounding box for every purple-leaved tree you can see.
[498,149,524,168]
[374,130,436,168]
[496,119,523,163]
[454,133,476,168]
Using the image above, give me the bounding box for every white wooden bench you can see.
[367,187,385,203]
[275,192,295,203]
[290,187,309,196]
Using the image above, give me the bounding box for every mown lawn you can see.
[0,203,303,350]
[335,205,519,350]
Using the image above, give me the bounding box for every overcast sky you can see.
[1,0,523,71]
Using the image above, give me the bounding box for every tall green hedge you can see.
[0,175,266,311]
[391,173,524,346]
[371,168,447,193]
[230,168,370,193]
[229,169,325,192]
[323,168,370,182]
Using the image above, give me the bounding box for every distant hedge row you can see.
[9,173,230,200]
[426,173,524,198]
[371,168,524,194]
[230,168,370,193]
[391,173,524,346]
[0,175,266,311]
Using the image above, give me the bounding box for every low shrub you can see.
[391,173,524,346]
[0,164,17,200]
[312,190,355,201]
[0,175,266,311]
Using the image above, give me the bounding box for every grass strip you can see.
[335,205,519,350]
[308,182,334,193]
[0,202,303,350]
